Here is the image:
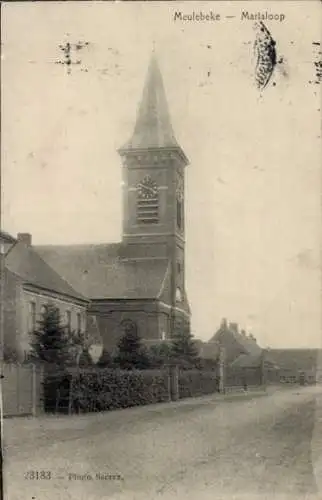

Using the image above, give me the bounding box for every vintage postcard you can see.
[1,1,321,499]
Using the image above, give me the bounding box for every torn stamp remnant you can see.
[253,22,277,91]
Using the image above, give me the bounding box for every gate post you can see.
[31,364,35,416]
[166,368,171,402]
[260,350,267,389]
[16,364,20,414]
[68,375,74,415]
[169,365,179,401]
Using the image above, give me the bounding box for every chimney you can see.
[229,322,238,334]
[17,233,32,246]
[220,318,228,329]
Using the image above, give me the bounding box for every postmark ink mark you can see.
[56,40,90,75]
[311,41,321,85]
[253,22,277,90]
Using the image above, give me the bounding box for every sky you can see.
[1,1,321,347]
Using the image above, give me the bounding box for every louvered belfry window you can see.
[136,175,159,224]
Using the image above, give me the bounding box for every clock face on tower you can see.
[136,175,159,224]
[137,175,158,199]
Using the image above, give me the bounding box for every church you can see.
[34,54,191,354]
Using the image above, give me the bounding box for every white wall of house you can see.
[20,289,87,357]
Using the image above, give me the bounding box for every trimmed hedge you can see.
[43,367,224,414]
[67,368,170,413]
[225,367,262,388]
[178,370,219,399]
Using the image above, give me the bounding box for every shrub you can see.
[97,350,114,368]
[170,322,200,368]
[114,324,151,370]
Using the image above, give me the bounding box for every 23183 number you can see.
[24,471,52,480]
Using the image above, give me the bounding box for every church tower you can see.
[118,54,190,334]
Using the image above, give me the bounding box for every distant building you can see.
[209,318,262,366]
[203,319,322,385]
[199,319,280,388]
[265,348,322,384]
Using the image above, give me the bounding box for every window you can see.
[136,176,159,224]
[28,301,36,332]
[176,287,182,303]
[161,331,166,341]
[76,312,82,333]
[65,310,72,332]
[176,176,184,230]
[40,304,47,319]
[176,199,183,230]
[121,319,137,337]
[24,350,31,362]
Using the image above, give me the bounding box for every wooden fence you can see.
[1,363,44,417]
[1,362,266,418]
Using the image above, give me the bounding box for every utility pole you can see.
[0,251,5,500]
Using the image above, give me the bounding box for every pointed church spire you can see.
[120,54,183,152]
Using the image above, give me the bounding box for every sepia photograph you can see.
[1,1,322,499]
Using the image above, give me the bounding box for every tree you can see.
[68,329,93,367]
[114,321,150,370]
[78,349,93,367]
[170,320,199,368]
[147,342,173,368]
[97,349,114,368]
[29,303,72,368]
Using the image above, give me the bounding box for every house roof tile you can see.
[5,240,87,302]
[209,325,262,357]
[265,348,322,372]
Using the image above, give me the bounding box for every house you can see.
[205,319,321,385]
[208,318,263,366]
[1,231,94,362]
[264,348,322,384]
[195,321,266,388]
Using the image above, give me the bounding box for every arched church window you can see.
[120,319,138,337]
[176,199,183,230]
[136,175,159,224]
[176,176,184,230]
[40,305,47,315]
[176,287,183,303]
